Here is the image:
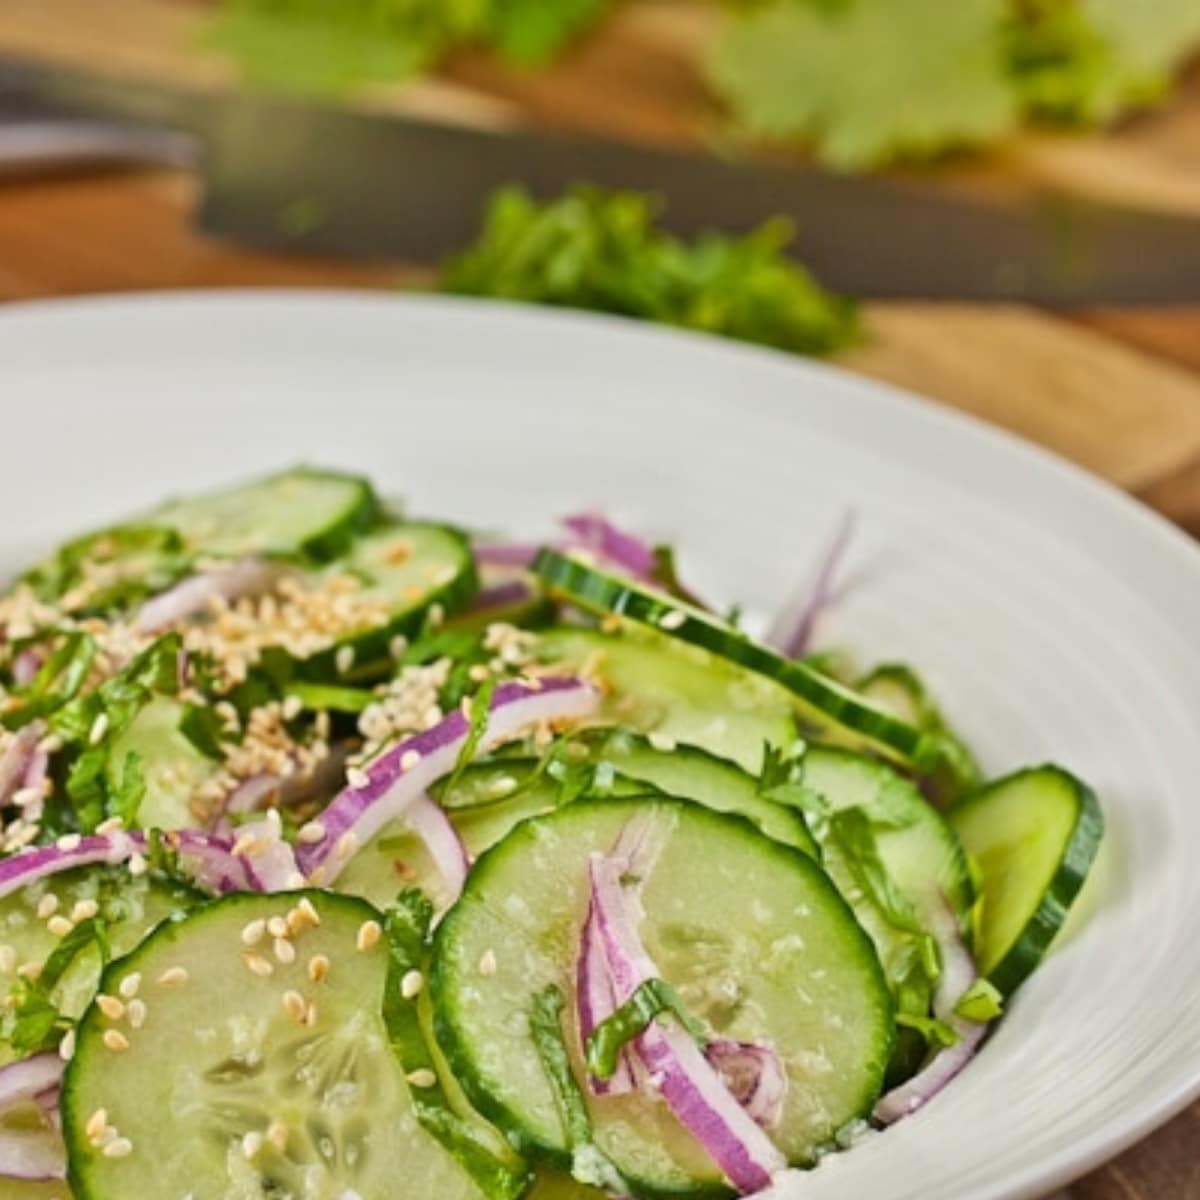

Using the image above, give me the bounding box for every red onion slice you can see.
[406,793,470,902]
[704,1041,788,1131]
[765,511,856,659]
[0,723,44,809]
[873,901,989,1123]
[587,826,787,1194]
[11,649,45,688]
[296,677,598,885]
[577,902,635,1096]
[135,558,290,633]
[560,513,657,581]
[234,813,303,892]
[473,541,545,569]
[0,1055,66,1181]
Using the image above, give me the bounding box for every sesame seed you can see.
[346,766,370,790]
[266,916,289,939]
[103,1137,133,1159]
[241,919,267,947]
[304,1000,318,1027]
[459,696,474,719]
[59,1028,76,1060]
[600,614,623,634]
[400,749,421,771]
[273,938,296,965]
[243,953,273,978]
[468,663,491,683]
[96,994,125,1021]
[242,1131,264,1161]
[647,731,677,752]
[406,1069,437,1089]
[478,949,498,977]
[88,713,110,745]
[72,898,99,923]
[96,816,125,836]
[118,973,141,999]
[281,695,303,720]
[16,961,42,981]
[427,604,445,629]
[85,1108,108,1140]
[13,786,42,809]
[281,990,307,1023]
[0,945,14,974]
[47,915,74,939]
[36,894,59,920]
[56,834,82,852]
[400,970,424,1000]
[127,999,147,1029]
[307,954,330,983]
[356,920,382,952]
[297,821,326,844]
[103,1030,130,1053]
[128,852,147,878]
[388,635,409,660]
[157,966,189,989]
[335,832,359,862]
[658,609,686,631]
[267,1119,289,1153]
[335,645,356,675]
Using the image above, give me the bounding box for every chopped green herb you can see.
[585,978,707,1081]
[955,977,1005,1023]
[896,1010,959,1049]
[443,186,858,357]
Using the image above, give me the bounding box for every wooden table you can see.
[2,4,1200,1196]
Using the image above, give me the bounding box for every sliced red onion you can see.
[588,828,787,1194]
[297,677,598,885]
[233,813,303,892]
[406,793,470,901]
[704,1041,787,1131]
[0,1055,66,1181]
[11,649,45,687]
[17,749,49,824]
[577,902,635,1096]
[465,573,540,617]
[135,558,290,634]
[873,901,988,1124]
[765,510,856,659]
[473,541,544,569]
[211,746,352,839]
[223,773,284,818]
[0,723,44,809]
[560,513,657,580]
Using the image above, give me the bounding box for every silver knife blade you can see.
[4,55,1200,304]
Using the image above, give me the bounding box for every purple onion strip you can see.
[406,793,470,902]
[0,1055,66,1181]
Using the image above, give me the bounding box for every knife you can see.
[4,55,1200,304]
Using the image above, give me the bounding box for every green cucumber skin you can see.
[532,549,941,770]
[431,798,893,1199]
[952,766,1104,997]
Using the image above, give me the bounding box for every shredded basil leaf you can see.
[585,978,707,1081]
[896,1011,959,1049]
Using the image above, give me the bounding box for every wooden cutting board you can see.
[0,11,1199,1193]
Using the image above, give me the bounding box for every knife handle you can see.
[0,117,197,178]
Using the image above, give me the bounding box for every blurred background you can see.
[1,3,1199,1195]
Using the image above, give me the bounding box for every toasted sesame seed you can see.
[428,603,445,629]
[307,954,330,983]
[468,663,491,683]
[600,614,622,633]
[59,1028,76,1060]
[241,918,267,946]
[335,645,356,675]
[127,999,148,1029]
[103,1136,133,1159]
[88,713,110,745]
[118,973,141,999]
[103,1030,130,1053]
[400,970,424,1000]
[266,916,289,939]
[85,1108,108,1140]
[96,994,125,1021]
[658,609,686,631]
[281,695,303,720]
[56,833,82,852]
[647,731,677,752]
[388,635,409,660]
[128,852,147,877]
[16,961,42,981]
[36,894,60,920]
[281,990,307,1023]
[400,749,421,771]
[47,915,74,939]
[297,821,326,844]
[459,696,474,719]
[157,966,188,989]
[406,1069,437,1089]
[0,945,14,974]
[356,920,382,952]
[346,766,370,790]
[304,1000,318,1027]
[96,816,125,836]
[243,953,274,978]
[242,1130,264,1161]
[335,832,359,861]
[72,898,99,923]
[273,938,296,965]
[478,949,498,977]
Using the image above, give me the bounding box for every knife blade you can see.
[4,55,1200,304]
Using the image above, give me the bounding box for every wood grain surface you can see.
[2,3,1200,1196]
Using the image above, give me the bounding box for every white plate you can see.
[2,291,1198,1200]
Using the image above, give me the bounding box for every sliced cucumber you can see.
[533,550,942,773]
[105,697,219,831]
[0,865,198,1065]
[534,626,798,773]
[63,890,491,1200]
[563,728,817,858]
[431,798,893,1197]
[303,522,477,678]
[527,1171,608,1198]
[149,466,379,562]
[949,765,1103,996]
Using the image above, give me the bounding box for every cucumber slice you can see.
[5,1183,71,1200]
[304,522,477,678]
[149,467,378,562]
[528,1171,607,1198]
[105,697,218,831]
[563,729,817,858]
[63,890,491,1200]
[533,550,942,773]
[0,865,197,1065]
[534,626,798,773]
[949,766,1103,996]
[431,798,893,1197]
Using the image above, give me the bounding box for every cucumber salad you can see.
[0,468,1104,1200]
